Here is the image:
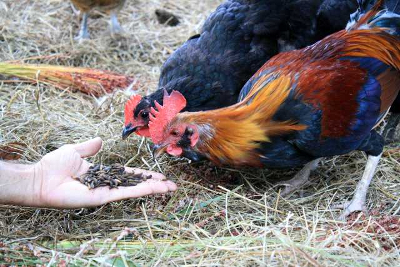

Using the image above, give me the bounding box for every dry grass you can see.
[1,0,400,266]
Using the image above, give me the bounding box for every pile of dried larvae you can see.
[79,164,153,189]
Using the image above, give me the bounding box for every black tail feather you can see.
[358,0,375,13]
[387,0,400,12]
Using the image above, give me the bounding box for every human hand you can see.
[32,137,177,208]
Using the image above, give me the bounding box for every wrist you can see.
[30,162,45,207]
[0,161,40,206]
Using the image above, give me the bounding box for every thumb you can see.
[72,137,103,158]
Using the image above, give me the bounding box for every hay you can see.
[0,62,137,96]
[0,0,399,265]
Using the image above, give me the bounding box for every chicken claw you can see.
[336,200,368,221]
[277,158,321,197]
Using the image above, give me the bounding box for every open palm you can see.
[33,137,176,208]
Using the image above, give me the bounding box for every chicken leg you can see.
[277,158,321,197]
[75,12,90,41]
[338,153,382,220]
[70,2,80,16]
[110,11,123,35]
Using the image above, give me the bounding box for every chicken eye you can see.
[171,130,179,136]
[141,111,149,118]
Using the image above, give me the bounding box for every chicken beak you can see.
[122,124,138,140]
[152,144,168,159]
[182,148,204,162]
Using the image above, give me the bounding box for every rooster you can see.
[149,0,400,219]
[122,0,362,139]
[70,0,125,41]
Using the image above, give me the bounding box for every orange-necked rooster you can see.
[149,0,400,219]
[122,0,362,139]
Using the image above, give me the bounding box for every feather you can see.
[70,0,125,12]
[148,1,400,169]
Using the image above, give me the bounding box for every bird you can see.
[122,0,361,140]
[148,0,400,219]
[70,0,126,41]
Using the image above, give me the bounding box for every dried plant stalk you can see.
[0,62,137,97]
[0,142,26,160]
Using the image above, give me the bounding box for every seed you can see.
[91,165,100,172]
[132,173,143,178]
[103,166,111,172]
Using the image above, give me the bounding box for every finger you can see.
[101,179,177,204]
[47,178,177,209]
[72,137,103,158]
[124,167,166,180]
[74,160,92,178]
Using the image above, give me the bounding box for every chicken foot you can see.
[338,153,382,220]
[277,158,321,197]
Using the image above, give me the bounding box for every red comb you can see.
[149,90,187,144]
[124,94,142,124]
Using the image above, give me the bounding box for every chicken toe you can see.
[277,158,321,197]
